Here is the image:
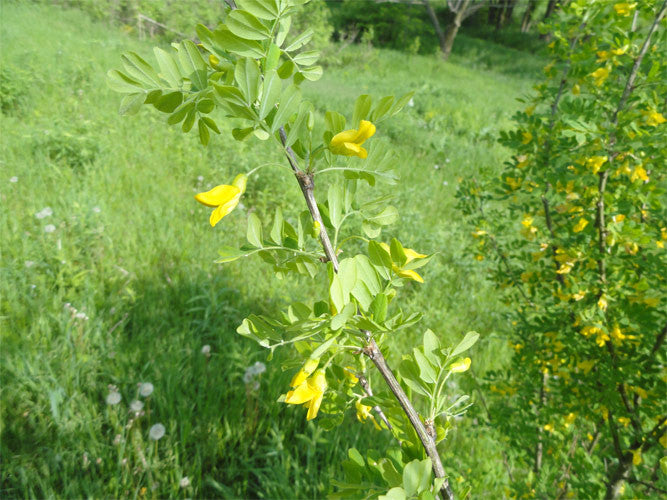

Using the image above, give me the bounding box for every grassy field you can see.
[0,3,543,497]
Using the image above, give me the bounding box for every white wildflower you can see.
[44,224,56,233]
[25,261,35,268]
[179,477,190,488]
[10,176,18,183]
[106,391,121,405]
[408,97,415,107]
[201,344,211,356]
[93,206,101,213]
[139,382,154,397]
[149,423,165,441]
[35,207,53,219]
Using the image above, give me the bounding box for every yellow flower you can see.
[597,294,608,311]
[521,131,533,144]
[450,357,471,373]
[586,155,607,174]
[564,413,576,428]
[285,369,327,420]
[578,360,595,374]
[195,174,247,227]
[614,3,637,16]
[572,83,580,95]
[573,290,586,301]
[355,401,381,430]
[590,67,610,87]
[596,50,610,62]
[343,366,358,385]
[645,110,666,126]
[543,424,554,432]
[573,218,588,233]
[631,447,642,466]
[617,416,631,427]
[290,358,320,388]
[329,120,376,158]
[379,242,427,283]
[611,45,628,56]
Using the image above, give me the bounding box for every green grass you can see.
[1,3,543,497]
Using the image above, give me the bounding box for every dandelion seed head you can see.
[179,477,190,488]
[139,382,154,397]
[106,391,121,405]
[252,361,266,375]
[149,423,165,441]
[44,224,56,233]
[130,400,144,412]
[201,344,211,356]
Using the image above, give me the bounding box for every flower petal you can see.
[356,120,376,143]
[306,392,323,420]
[195,184,240,208]
[209,194,241,227]
[285,383,316,405]
[398,269,424,283]
[404,248,427,262]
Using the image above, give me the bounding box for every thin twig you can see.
[357,373,394,434]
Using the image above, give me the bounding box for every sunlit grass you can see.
[1,3,542,497]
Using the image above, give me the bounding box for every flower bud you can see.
[232,173,248,195]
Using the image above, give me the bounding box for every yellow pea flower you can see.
[543,424,554,432]
[379,242,427,283]
[596,50,609,62]
[573,218,588,233]
[631,447,642,466]
[611,45,628,56]
[330,120,376,158]
[521,131,533,144]
[195,174,247,227]
[617,416,631,427]
[590,67,610,87]
[450,357,471,373]
[290,358,320,388]
[342,366,359,385]
[572,83,580,95]
[355,401,381,430]
[614,3,637,16]
[285,369,327,421]
[645,110,666,126]
[598,294,608,311]
[586,155,607,173]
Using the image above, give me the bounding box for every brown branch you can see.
[363,340,454,500]
[357,373,394,433]
[277,129,454,499]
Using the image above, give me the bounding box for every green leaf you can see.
[413,348,437,385]
[390,238,407,267]
[259,69,282,120]
[182,108,196,132]
[270,207,283,245]
[390,91,415,117]
[178,41,208,90]
[293,50,319,66]
[197,98,215,114]
[353,255,381,295]
[331,302,356,330]
[247,213,263,247]
[310,335,338,359]
[121,52,161,87]
[277,59,295,79]
[198,119,211,146]
[400,359,430,398]
[353,94,372,126]
[232,127,255,141]
[215,27,264,58]
[237,0,280,20]
[285,28,314,52]
[298,65,323,81]
[107,69,145,94]
[154,91,183,113]
[271,84,301,133]
[168,100,194,125]
[325,110,346,135]
[201,116,220,134]
[329,274,346,314]
[371,95,395,122]
[365,206,398,226]
[328,184,344,228]
[226,10,271,40]
[214,84,247,106]
[370,293,388,322]
[403,459,432,496]
[449,331,480,359]
[368,240,392,280]
[380,488,406,500]
[153,47,182,88]
[275,15,291,46]
[347,448,365,468]
[423,329,441,367]
[285,101,312,147]
[265,43,281,71]
[119,93,145,115]
[235,58,260,105]
[215,245,261,263]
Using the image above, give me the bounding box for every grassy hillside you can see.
[0,3,542,497]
